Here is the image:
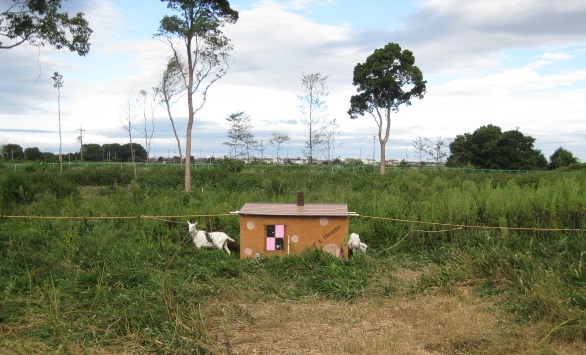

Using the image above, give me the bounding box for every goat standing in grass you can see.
[348,233,368,257]
[187,221,235,254]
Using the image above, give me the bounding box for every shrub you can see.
[0,170,79,209]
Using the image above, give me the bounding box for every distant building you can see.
[361,158,376,165]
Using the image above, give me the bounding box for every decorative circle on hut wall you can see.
[320,217,329,226]
[323,243,341,257]
[246,221,256,230]
[290,235,299,243]
[245,248,253,256]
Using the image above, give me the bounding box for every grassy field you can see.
[0,164,585,354]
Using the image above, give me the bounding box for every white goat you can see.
[348,233,368,254]
[187,221,235,254]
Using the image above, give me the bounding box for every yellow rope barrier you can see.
[1,213,584,233]
[355,214,586,232]
[0,213,235,220]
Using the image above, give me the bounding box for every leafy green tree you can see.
[446,133,473,167]
[157,0,238,191]
[548,147,579,170]
[1,144,24,160]
[0,0,92,55]
[447,125,547,170]
[469,124,503,169]
[24,147,42,161]
[40,151,57,162]
[102,143,125,162]
[495,130,547,170]
[348,42,427,174]
[122,143,147,163]
[82,144,103,162]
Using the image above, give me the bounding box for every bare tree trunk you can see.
[130,132,137,180]
[379,108,391,174]
[120,93,138,180]
[58,95,63,173]
[185,43,194,192]
[372,107,391,174]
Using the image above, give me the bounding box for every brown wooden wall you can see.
[239,215,349,259]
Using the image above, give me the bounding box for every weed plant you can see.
[0,166,585,352]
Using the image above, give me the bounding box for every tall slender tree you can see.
[348,43,427,174]
[51,71,64,173]
[298,72,329,166]
[119,94,138,180]
[323,119,340,164]
[426,136,449,166]
[270,131,290,163]
[157,0,238,191]
[138,89,156,162]
[411,136,427,166]
[224,111,254,160]
[155,56,184,165]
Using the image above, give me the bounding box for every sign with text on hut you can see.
[235,193,358,259]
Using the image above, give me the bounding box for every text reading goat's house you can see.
[237,196,351,258]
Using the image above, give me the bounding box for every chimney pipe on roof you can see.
[297,192,304,206]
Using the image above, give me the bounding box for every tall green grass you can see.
[0,166,584,351]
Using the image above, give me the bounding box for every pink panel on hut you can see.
[276,224,285,238]
[266,237,276,251]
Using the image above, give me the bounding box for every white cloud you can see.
[539,52,572,61]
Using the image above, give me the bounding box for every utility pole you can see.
[51,72,64,173]
[77,127,86,161]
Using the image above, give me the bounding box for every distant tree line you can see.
[0,143,148,163]
[2,124,582,171]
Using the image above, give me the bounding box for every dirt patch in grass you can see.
[203,288,490,354]
[201,285,585,355]
[394,267,423,284]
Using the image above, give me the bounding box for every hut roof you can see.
[238,202,349,217]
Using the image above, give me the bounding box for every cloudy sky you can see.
[1,0,585,162]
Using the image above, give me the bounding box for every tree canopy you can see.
[0,0,92,55]
[102,143,148,163]
[348,42,426,174]
[548,147,579,170]
[1,143,24,160]
[446,125,547,170]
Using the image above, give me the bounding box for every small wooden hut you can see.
[236,193,355,258]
